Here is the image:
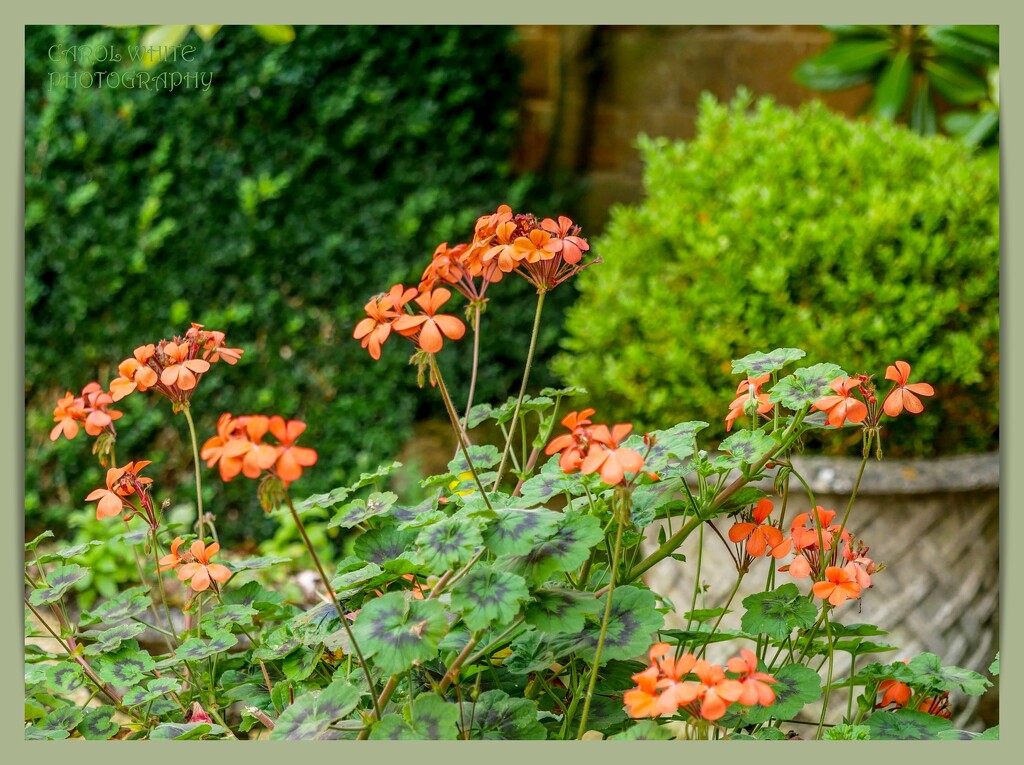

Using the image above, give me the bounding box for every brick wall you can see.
[513,25,872,229]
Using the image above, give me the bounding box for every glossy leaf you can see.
[872,50,912,120]
[924,58,989,105]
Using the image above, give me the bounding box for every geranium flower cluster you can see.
[624,643,777,721]
[85,460,157,526]
[725,374,773,432]
[158,537,232,593]
[50,382,123,443]
[812,361,934,428]
[109,323,243,406]
[544,408,645,486]
[200,413,318,487]
[355,205,598,359]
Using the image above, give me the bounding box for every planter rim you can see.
[783,451,1000,495]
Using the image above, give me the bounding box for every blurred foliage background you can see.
[25,24,575,543]
[556,92,999,456]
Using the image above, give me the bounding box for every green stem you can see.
[696,571,745,659]
[182,406,215,543]
[150,529,179,645]
[493,290,546,490]
[816,611,836,739]
[438,635,479,693]
[283,492,382,721]
[461,303,483,434]
[431,355,495,515]
[576,496,626,739]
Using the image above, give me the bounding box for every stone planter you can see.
[643,452,1000,731]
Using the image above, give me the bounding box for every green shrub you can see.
[554,92,999,456]
[25,24,559,540]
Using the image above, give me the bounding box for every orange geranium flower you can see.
[878,678,912,709]
[177,540,232,592]
[353,285,415,360]
[392,288,466,354]
[728,498,790,559]
[236,416,280,479]
[158,536,188,572]
[50,391,85,441]
[85,464,131,520]
[813,377,868,428]
[268,416,318,485]
[727,648,778,707]
[541,215,590,265]
[725,374,773,432]
[544,408,596,472]
[110,344,159,401]
[812,565,862,606]
[159,341,211,391]
[882,360,935,417]
[580,423,645,486]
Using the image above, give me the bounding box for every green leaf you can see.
[93,641,155,685]
[169,630,239,664]
[450,566,528,631]
[122,678,181,708]
[866,709,953,740]
[570,586,665,663]
[270,678,362,740]
[351,592,447,675]
[327,491,398,529]
[370,693,460,740]
[483,507,561,555]
[717,428,776,468]
[731,348,806,377]
[518,454,594,505]
[822,723,871,740]
[352,526,418,567]
[414,516,484,573]
[872,49,912,120]
[989,652,999,676]
[150,722,228,740]
[206,604,259,632]
[459,690,546,740]
[38,705,85,732]
[465,403,494,429]
[28,564,89,606]
[498,513,604,583]
[81,622,149,656]
[253,25,296,44]
[448,444,500,474]
[793,39,892,89]
[504,630,556,675]
[622,421,707,475]
[524,587,603,633]
[741,583,818,641]
[924,58,989,104]
[926,26,999,67]
[77,706,120,740]
[609,720,674,740]
[976,725,1000,740]
[24,725,70,740]
[227,555,292,572]
[283,644,323,682]
[43,663,86,695]
[24,530,54,552]
[295,461,402,514]
[944,109,999,148]
[79,585,152,625]
[35,540,104,563]
[906,653,992,696]
[910,80,938,135]
[770,363,847,410]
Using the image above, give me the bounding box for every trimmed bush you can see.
[555,92,999,456]
[25,24,558,538]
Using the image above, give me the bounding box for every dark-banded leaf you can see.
[370,694,460,740]
[221,579,286,615]
[352,593,447,675]
[459,690,546,740]
[866,709,953,740]
[448,444,500,475]
[328,491,398,529]
[571,586,664,663]
[414,517,483,573]
[24,725,70,740]
[206,604,259,632]
[38,705,85,732]
[907,653,991,696]
[77,706,120,740]
[294,461,402,514]
[518,454,595,505]
[28,564,89,606]
[352,526,418,567]
[769,363,846,410]
[504,630,554,675]
[390,495,436,523]
[732,348,807,377]
[717,429,776,469]
[82,622,149,656]
[44,663,86,695]
[169,630,239,663]
[122,677,181,708]
[150,722,227,740]
[450,567,528,631]
[330,558,385,595]
[94,641,155,685]
[524,588,603,633]
[721,663,820,726]
[36,540,104,563]
[610,721,673,740]
[499,513,604,583]
[465,403,494,429]
[483,508,561,556]
[741,584,817,641]
[252,630,303,662]
[79,585,152,625]
[270,678,362,740]
[396,509,447,530]
[629,478,688,528]
[283,644,323,682]
[622,421,708,476]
